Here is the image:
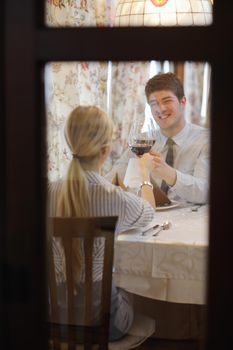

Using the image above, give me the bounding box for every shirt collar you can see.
[157,122,190,148]
[173,122,190,146]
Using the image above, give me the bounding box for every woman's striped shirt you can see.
[48,170,156,283]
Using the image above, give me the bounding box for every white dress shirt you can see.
[106,122,210,204]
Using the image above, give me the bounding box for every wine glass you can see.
[128,117,156,156]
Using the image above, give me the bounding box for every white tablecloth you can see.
[113,204,209,305]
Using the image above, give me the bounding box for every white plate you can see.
[156,200,180,211]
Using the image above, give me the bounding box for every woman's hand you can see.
[138,153,154,180]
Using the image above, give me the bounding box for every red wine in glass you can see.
[128,118,156,156]
[129,140,154,156]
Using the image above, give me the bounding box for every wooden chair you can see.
[47,216,155,350]
[47,216,117,350]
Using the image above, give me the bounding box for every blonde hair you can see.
[55,107,113,283]
[56,106,113,217]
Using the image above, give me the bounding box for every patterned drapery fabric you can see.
[45,1,151,180]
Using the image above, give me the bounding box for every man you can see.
[107,72,210,204]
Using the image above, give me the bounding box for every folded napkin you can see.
[150,177,171,207]
[123,158,142,189]
[122,158,171,207]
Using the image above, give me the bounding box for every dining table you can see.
[113,203,209,339]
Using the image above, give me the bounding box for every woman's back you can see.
[48,170,155,234]
[47,105,156,341]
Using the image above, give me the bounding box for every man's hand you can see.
[149,150,177,187]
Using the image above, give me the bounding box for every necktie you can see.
[161,138,175,194]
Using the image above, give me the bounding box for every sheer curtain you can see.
[45,1,211,181]
[45,61,110,180]
[184,61,211,127]
[45,0,111,181]
[45,0,151,180]
[108,62,151,172]
[45,0,111,27]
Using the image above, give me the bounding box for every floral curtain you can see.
[45,0,151,181]
[45,0,111,181]
[183,62,210,126]
[108,62,151,172]
[45,61,110,180]
[46,0,110,27]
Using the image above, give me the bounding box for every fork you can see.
[152,221,172,236]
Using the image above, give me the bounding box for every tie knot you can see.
[166,138,174,147]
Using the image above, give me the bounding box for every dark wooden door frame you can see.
[1,1,233,349]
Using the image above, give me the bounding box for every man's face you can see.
[148,90,186,135]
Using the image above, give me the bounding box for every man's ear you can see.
[180,96,186,106]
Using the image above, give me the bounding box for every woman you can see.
[48,106,156,341]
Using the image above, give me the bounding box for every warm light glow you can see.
[151,0,168,7]
[114,0,213,27]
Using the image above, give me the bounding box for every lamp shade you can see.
[114,0,213,26]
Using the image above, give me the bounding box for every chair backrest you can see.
[47,216,118,350]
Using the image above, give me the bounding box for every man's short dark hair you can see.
[145,72,185,101]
